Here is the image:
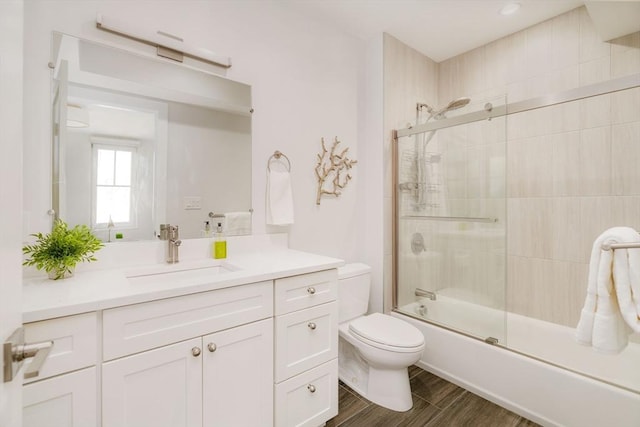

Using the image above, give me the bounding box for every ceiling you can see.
[282,0,593,62]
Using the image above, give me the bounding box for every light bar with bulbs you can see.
[96,13,231,68]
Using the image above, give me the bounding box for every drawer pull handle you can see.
[307,287,316,295]
[207,343,217,353]
[308,322,317,330]
[307,384,316,393]
[192,347,201,357]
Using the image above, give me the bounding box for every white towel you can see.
[224,211,252,236]
[576,227,640,353]
[266,170,294,225]
[612,230,640,334]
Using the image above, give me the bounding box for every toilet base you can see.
[338,338,415,412]
[367,366,413,412]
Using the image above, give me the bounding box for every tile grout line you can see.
[411,392,445,423]
[333,402,371,427]
[434,389,468,412]
[334,385,372,427]
[422,391,470,427]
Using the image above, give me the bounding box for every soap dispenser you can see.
[213,222,227,259]
[202,220,212,237]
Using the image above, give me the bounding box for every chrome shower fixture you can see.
[416,102,435,114]
[445,97,471,111]
[416,97,471,122]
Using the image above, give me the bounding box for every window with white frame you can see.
[92,143,137,228]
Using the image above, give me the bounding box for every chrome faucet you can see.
[415,288,436,301]
[159,224,181,263]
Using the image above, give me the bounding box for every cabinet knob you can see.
[308,322,317,330]
[192,347,201,357]
[307,384,316,393]
[307,287,316,295]
[207,343,217,352]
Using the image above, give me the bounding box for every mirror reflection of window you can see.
[92,143,138,228]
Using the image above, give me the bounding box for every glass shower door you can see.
[393,96,507,344]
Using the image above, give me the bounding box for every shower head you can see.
[445,97,471,111]
[429,97,471,120]
[433,97,471,119]
[417,97,471,123]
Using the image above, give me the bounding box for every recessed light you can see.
[499,2,521,16]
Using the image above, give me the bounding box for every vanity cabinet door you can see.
[23,367,97,427]
[102,338,203,427]
[202,318,274,427]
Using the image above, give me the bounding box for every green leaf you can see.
[22,219,104,280]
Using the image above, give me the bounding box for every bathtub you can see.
[394,298,640,427]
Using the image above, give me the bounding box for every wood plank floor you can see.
[327,366,541,427]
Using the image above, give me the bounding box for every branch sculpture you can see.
[315,137,358,205]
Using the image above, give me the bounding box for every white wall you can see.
[361,35,384,313]
[23,1,373,266]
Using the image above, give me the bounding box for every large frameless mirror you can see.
[50,32,253,241]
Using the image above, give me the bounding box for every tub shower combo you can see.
[391,73,640,424]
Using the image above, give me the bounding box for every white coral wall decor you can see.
[314,137,358,205]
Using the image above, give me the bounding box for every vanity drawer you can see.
[23,312,97,384]
[23,366,97,427]
[274,358,338,427]
[275,269,337,315]
[275,301,338,382]
[103,281,273,360]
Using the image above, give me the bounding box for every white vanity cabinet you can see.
[22,261,342,427]
[102,281,274,427]
[273,270,339,427]
[22,312,98,427]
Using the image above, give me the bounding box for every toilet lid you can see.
[349,313,424,348]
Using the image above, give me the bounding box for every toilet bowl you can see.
[338,264,425,412]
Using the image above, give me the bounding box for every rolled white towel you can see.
[611,229,640,334]
[576,227,640,353]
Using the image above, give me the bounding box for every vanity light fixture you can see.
[96,13,232,68]
[499,2,521,16]
[67,103,90,128]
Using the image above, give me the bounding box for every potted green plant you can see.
[23,219,104,280]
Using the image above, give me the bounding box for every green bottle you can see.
[213,222,227,259]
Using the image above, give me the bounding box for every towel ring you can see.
[268,150,291,172]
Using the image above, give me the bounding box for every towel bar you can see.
[601,242,640,251]
[267,150,291,172]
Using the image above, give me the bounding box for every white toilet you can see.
[337,263,425,412]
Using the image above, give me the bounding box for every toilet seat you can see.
[349,313,424,352]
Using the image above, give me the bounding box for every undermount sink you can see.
[125,260,240,285]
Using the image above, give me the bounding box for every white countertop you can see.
[22,236,344,323]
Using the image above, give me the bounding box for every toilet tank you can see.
[337,263,372,322]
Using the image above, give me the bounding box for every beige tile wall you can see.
[385,6,640,328]
[383,34,439,312]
